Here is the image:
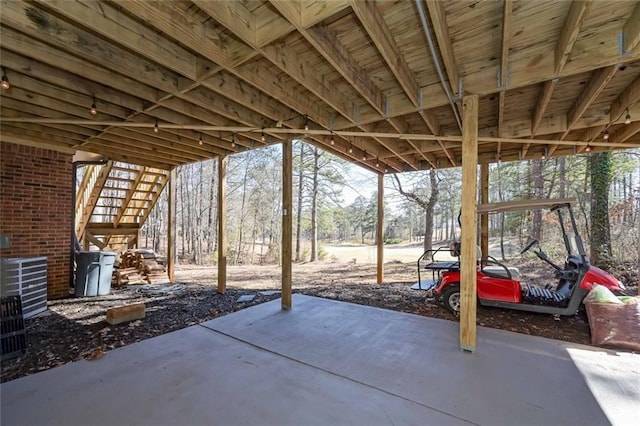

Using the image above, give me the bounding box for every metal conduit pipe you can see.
[415,0,463,132]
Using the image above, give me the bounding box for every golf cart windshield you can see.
[551,203,586,258]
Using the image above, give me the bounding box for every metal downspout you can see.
[415,0,463,132]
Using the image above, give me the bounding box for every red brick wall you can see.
[1,142,73,299]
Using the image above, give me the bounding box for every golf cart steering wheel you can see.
[520,239,538,255]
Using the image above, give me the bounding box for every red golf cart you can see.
[418,200,625,315]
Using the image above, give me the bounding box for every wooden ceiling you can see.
[1,0,640,173]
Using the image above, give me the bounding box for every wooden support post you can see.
[167,168,176,283]
[460,94,479,353]
[217,156,227,294]
[480,163,489,261]
[282,140,293,309]
[377,174,384,284]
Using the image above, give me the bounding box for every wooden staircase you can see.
[75,162,170,251]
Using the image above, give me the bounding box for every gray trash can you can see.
[75,251,116,297]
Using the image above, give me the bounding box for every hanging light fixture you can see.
[330,132,335,145]
[362,152,366,161]
[1,68,9,90]
[154,119,159,133]
[375,158,380,167]
[625,109,631,125]
[198,134,203,145]
[90,96,97,115]
[261,128,265,142]
[541,148,547,160]
[603,129,609,140]
[348,144,353,154]
[231,134,236,148]
[585,144,591,152]
[384,167,389,173]
[304,115,309,131]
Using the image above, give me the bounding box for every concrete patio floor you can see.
[2,294,638,425]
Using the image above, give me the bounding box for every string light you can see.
[261,128,265,142]
[198,134,203,145]
[384,167,389,173]
[362,152,366,161]
[90,96,97,115]
[330,132,335,145]
[1,68,9,90]
[231,134,236,148]
[625,109,631,125]
[375,159,380,167]
[154,119,159,133]
[541,148,547,160]
[603,129,609,140]
[348,144,353,154]
[304,115,309,131]
[585,144,591,152]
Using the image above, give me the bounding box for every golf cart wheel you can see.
[441,284,461,314]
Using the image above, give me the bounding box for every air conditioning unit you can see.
[1,257,48,318]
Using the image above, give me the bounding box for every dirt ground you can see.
[6,258,634,384]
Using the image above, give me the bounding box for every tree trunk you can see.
[589,152,612,265]
[531,159,544,240]
[310,147,319,261]
[295,142,304,261]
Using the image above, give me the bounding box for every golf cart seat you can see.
[482,266,521,281]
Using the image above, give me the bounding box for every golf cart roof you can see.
[477,198,576,214]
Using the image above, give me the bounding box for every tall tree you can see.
[392,170,439,252]
[589,152,612,265]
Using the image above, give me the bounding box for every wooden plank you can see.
[425,0,460,96]
[609,74,640,123]
[377,173,384,284]
[566,65,617,131]
[623,2,640,53]
[167,168,176,283]
[38,0,201,80]
[480,162,489,261]
[217,156,228,294]
[555,1,592,75]
[282,140,293,310]
[306,24,385,114]
[478,198,576,214]
[0,3,180,95]
[192,0,256,47]
[460,94,478,353]
[351,0,420,106]
[500,0,513,88]
[610,121,640,145]
[302,0,350,28]
[531,79,558,136]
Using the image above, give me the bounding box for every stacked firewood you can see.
[112,249,168,286]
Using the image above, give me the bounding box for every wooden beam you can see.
[531,79,558,137]
[555,1,592,75]
[351,0,420,106]
[167,168,176,283]
[460,94,478,353]
[478,198,576,214]
[610,74,640,123]
[38,0,202,81]
[610,121,640,145]
[306,24,385,114]
[282,140,293,310]
[377,174,384,284]
[191,0,256,47]
[566,65,617,132]
[500,0,513,88]
[217,156,228,294]
[425,0,460,95]
[480,162,489,261]
[623,2,640,53]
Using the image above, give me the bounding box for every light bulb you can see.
[198,135,203,145]
[154,120,159,133]
[261,130,265,142]
[625,111,631,125]
[603,130,609,140]
[231,135,236,148]
[1,69,9,90]
[90,97,97,115]
[585,145,591,152]
[348,146,353,154]
[304,116,309,131]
